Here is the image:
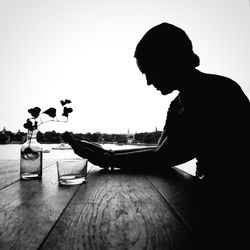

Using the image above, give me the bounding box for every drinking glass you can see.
[57,158,88,185]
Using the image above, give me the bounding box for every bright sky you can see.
[0,0,249,134]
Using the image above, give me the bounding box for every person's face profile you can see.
[136,58,145,74]
[136,57,177,95]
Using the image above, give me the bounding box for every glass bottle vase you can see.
[20,130,43,180]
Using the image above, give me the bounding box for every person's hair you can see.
[134,23,200,69]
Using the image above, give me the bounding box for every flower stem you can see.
[37,119,68,127]
[39,116,43,124]
[28,130,32,148]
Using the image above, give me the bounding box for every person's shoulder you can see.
[199,71,248,100]
[201,72,243,93]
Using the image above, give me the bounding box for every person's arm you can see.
[64,131,195,171]
[109,134,195,171]
[112,146,157,154]
[108,146,157,170]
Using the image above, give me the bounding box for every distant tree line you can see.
[0,129,162,144]
[0,130,26,144]
[134,131,162,144]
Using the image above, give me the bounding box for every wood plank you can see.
[147,168,197,222]
[0,160,19,189]
[0,160,56,189]
[146,168,203,239]
[0,161,85,249]
[41,166,204,250]
[0,160,19,169]
[146,167,247,249]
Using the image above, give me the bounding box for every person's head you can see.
[135,23,199,94]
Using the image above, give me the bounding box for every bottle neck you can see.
[27,130,38,143]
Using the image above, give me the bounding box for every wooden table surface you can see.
[0,159,245,250]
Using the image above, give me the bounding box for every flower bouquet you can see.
[20,99,73,180]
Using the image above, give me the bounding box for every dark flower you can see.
[28,107,41,118]
[60,99,72,106]
[23,119,34,131]
[43,108,57,118]
[23,99,73,132]
[62,107,73,117]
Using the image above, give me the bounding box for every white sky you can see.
[0,0,249,134]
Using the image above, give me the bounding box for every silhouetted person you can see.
[64,22,249,176]
[64,23,249,249]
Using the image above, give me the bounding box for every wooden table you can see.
[0,159,245,250]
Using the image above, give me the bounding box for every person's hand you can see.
[62,132,111,168]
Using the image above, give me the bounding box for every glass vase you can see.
[20,129,43,180]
